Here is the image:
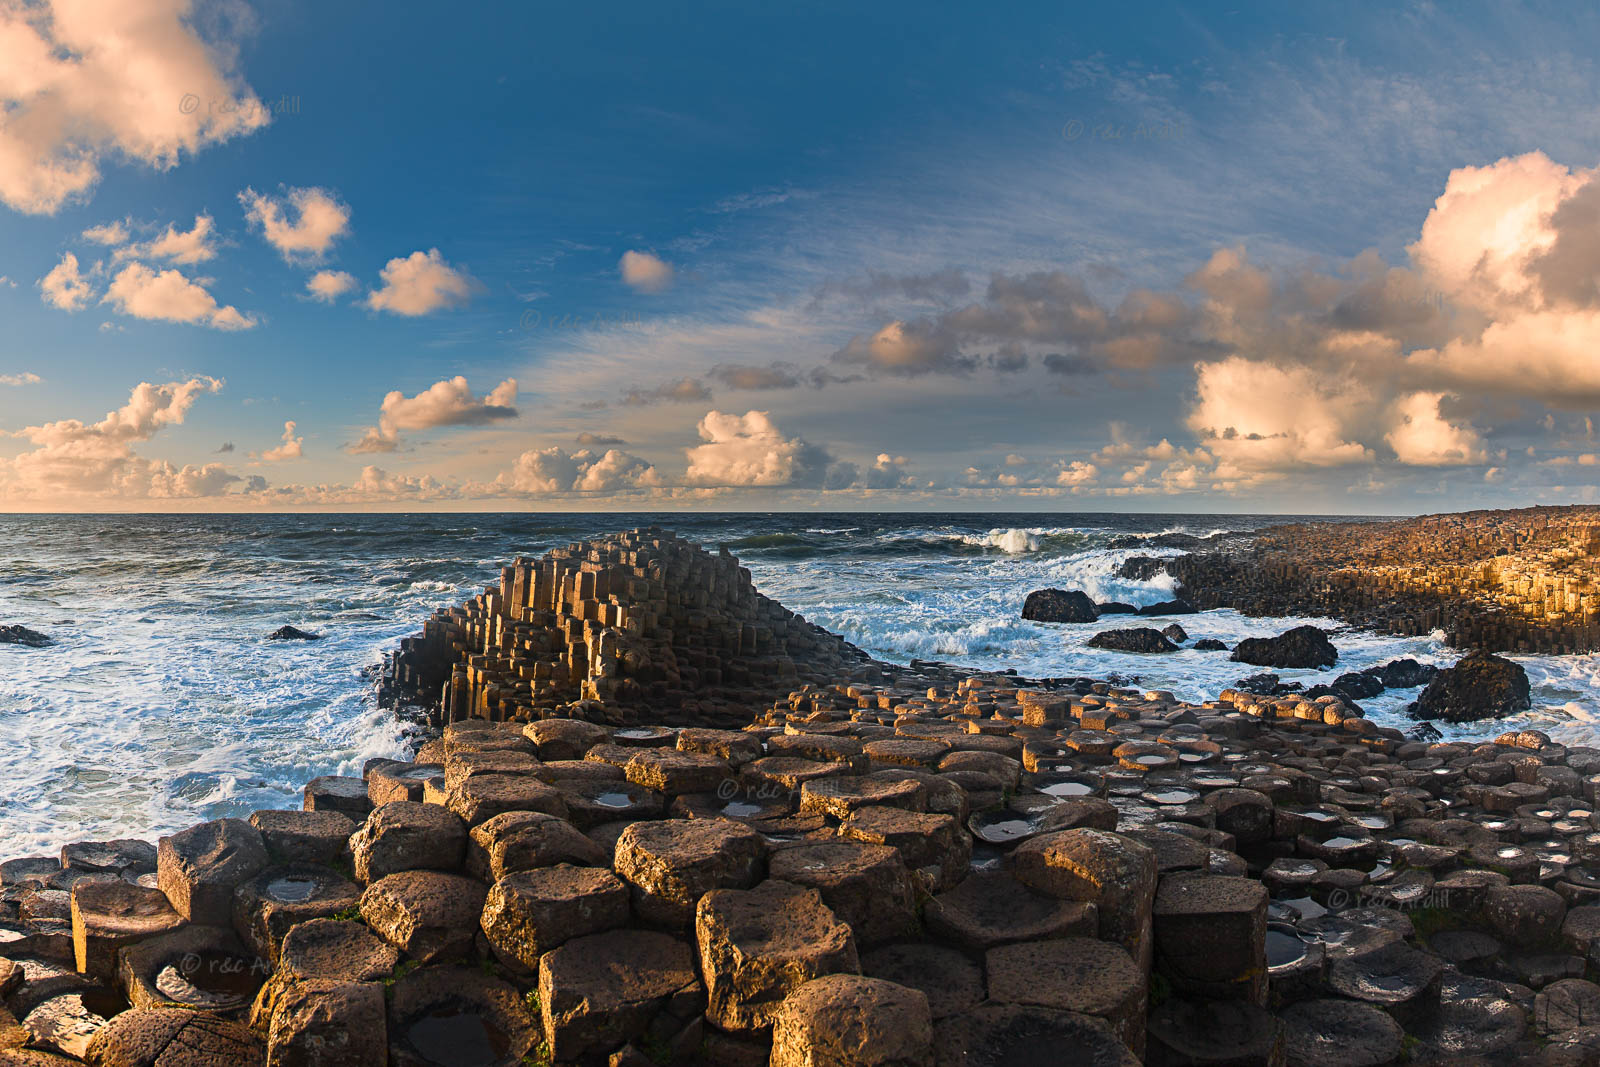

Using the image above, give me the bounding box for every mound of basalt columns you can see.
[1135,505,1600,655]
[2,528,1591,1065]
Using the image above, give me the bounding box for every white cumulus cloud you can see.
[366,249,479,316]
[0,0,268,214]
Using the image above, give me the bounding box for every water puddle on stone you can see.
[155,950,262,1010]
[1134,755,1169,766]
[615,728,664,741]
[970,816,1038,844]
[1144,788,1199,806]
[594,792,634,809]
[1266,929,1309,968]
[1321,836,1364,850]
[721,801,762,818]
[265,876,321,903]
[1039,781,1093,798]
[407,1010,512,1066]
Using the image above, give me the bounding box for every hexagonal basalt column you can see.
[157,818,270,927]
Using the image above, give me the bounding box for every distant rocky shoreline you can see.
[0,525,1594,1064]
[1121,506,1600,656]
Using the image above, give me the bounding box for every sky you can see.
[3,1,1600,513]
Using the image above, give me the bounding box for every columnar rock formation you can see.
[381,528,882,729]
[1128,506,1600,655]
[1,530,1596,1064]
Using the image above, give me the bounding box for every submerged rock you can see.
[1021,589,1099,624]
[1138,598,1196,616]
[1086,628,1178,654]
[268,625,322,641]
[1192,638,1228,652]
[1232,673,1301,695]
[1410,649,1532,723]
[0,625,51,647]
[1230,625,1338,669]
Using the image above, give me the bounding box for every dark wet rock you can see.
[267,625,321,641]
[1191,638,1229,652]
[1096,602,1139,615]
[1161,623,1188,644]
[1333,672,1385,700]
[1229,625,1337,670]
[1146,999,1283,1067]
[1408,721,1445,743]
[1367,657,1438,688]
[1021,589,1099,624]
[1278,998,1402,1067]
[932,1003,1139,1067]
[1116,556,1168,582]
[0,625,51,647]
[1232,672,1301,695]
[1087,628,1178,654]
[1139,599,1196,616]
[1410,649,1533,722]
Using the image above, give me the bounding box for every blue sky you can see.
[3,0,1600,511]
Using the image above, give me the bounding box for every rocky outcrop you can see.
[267,626,320,641]
[1021,589,1099,624]
[1409,649,1532,722]
[0,625,51,647]
[1086,628,1178,654]
[1229,625,1338,669]
[1153,506,1600,655]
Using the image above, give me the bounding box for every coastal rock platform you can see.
[1133,506,1600,655]
[0,529,1593,1064]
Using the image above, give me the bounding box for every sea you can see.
[2,512,1598,856]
